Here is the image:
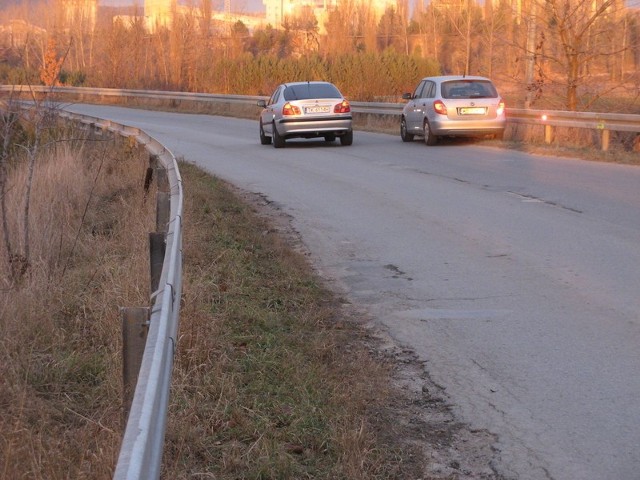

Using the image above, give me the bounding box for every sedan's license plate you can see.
[305,106,330,114]
[459,107,486,115]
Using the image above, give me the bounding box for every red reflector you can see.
[434,100,447,115]
[334,100,351,113]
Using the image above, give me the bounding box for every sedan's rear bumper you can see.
[278,116,352,137]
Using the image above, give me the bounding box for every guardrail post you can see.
[88,122,101,139]
[150,231,166,293]
[156,166,169,193]
[156,192,170,233]
[144,154,159,196]
[151,189,169,291]
[544,124,553,144]
[601,129,610,151]
[121,306,150,424]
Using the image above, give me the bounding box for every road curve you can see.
[67,105,640,480]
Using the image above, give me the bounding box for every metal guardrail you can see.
[1,84,265,107]
[351,102,640,151]
[507,108,640,151]
[2,85,640,151]
[351,100,406,116]
[57,109,184,480]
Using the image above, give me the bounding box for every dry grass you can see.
[502,122,640,164]
[0,123,154,479]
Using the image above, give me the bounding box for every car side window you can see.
[424,82,435,98]
[268,88,281,106]
[413,81,426,99]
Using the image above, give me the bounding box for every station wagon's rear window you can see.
[284,83,342,101]
[442,80,498,99]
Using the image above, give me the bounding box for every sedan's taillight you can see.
[434,99,447,115]
[283,102,301,116]
[497,99,505,115]
[334,100,351,113]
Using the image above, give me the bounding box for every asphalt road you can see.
[67,105,640,480]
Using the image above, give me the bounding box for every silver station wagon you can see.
[258,81,353,148]
[400,75,506,146]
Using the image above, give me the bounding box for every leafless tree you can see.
[534,0,632,110]
[0,89,59,283]
[0,95,21,282]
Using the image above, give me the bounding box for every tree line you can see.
[0,0,639,110]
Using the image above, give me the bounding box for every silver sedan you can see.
[258,81,353,148]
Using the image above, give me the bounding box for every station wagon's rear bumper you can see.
[431,117,505,136]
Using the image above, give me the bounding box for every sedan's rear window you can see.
[284,83,342,101]
[441,80,498,99]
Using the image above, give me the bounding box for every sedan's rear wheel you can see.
[324,134,336,142]
[259,121,271,145]
[400,117,414,142]
[423,119,438,146]
[339,130,353,146]
[272,123,285,148]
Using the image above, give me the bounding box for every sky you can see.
[4,0,638,15]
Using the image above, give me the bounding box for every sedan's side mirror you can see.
[402,93,413,100]
[257,99,267,108]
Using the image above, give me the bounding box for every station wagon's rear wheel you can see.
[339,130,353,146]
[423,119,438,146]
[259,121,271,145]
[272,122,285,148]
[400,117,414,142]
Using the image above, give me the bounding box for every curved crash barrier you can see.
[57,109,184,480]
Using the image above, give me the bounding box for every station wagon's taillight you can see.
[334,100,351,113]
[283,102,301,116]
[497,99,505,115]
[434,99,447,115]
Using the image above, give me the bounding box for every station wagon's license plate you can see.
[459,107,487,115]
[305,106,330,114]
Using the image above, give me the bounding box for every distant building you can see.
[263,0,396,32]
[4,0,403,39]
[114,0,263,32]
[144,0,176,31]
